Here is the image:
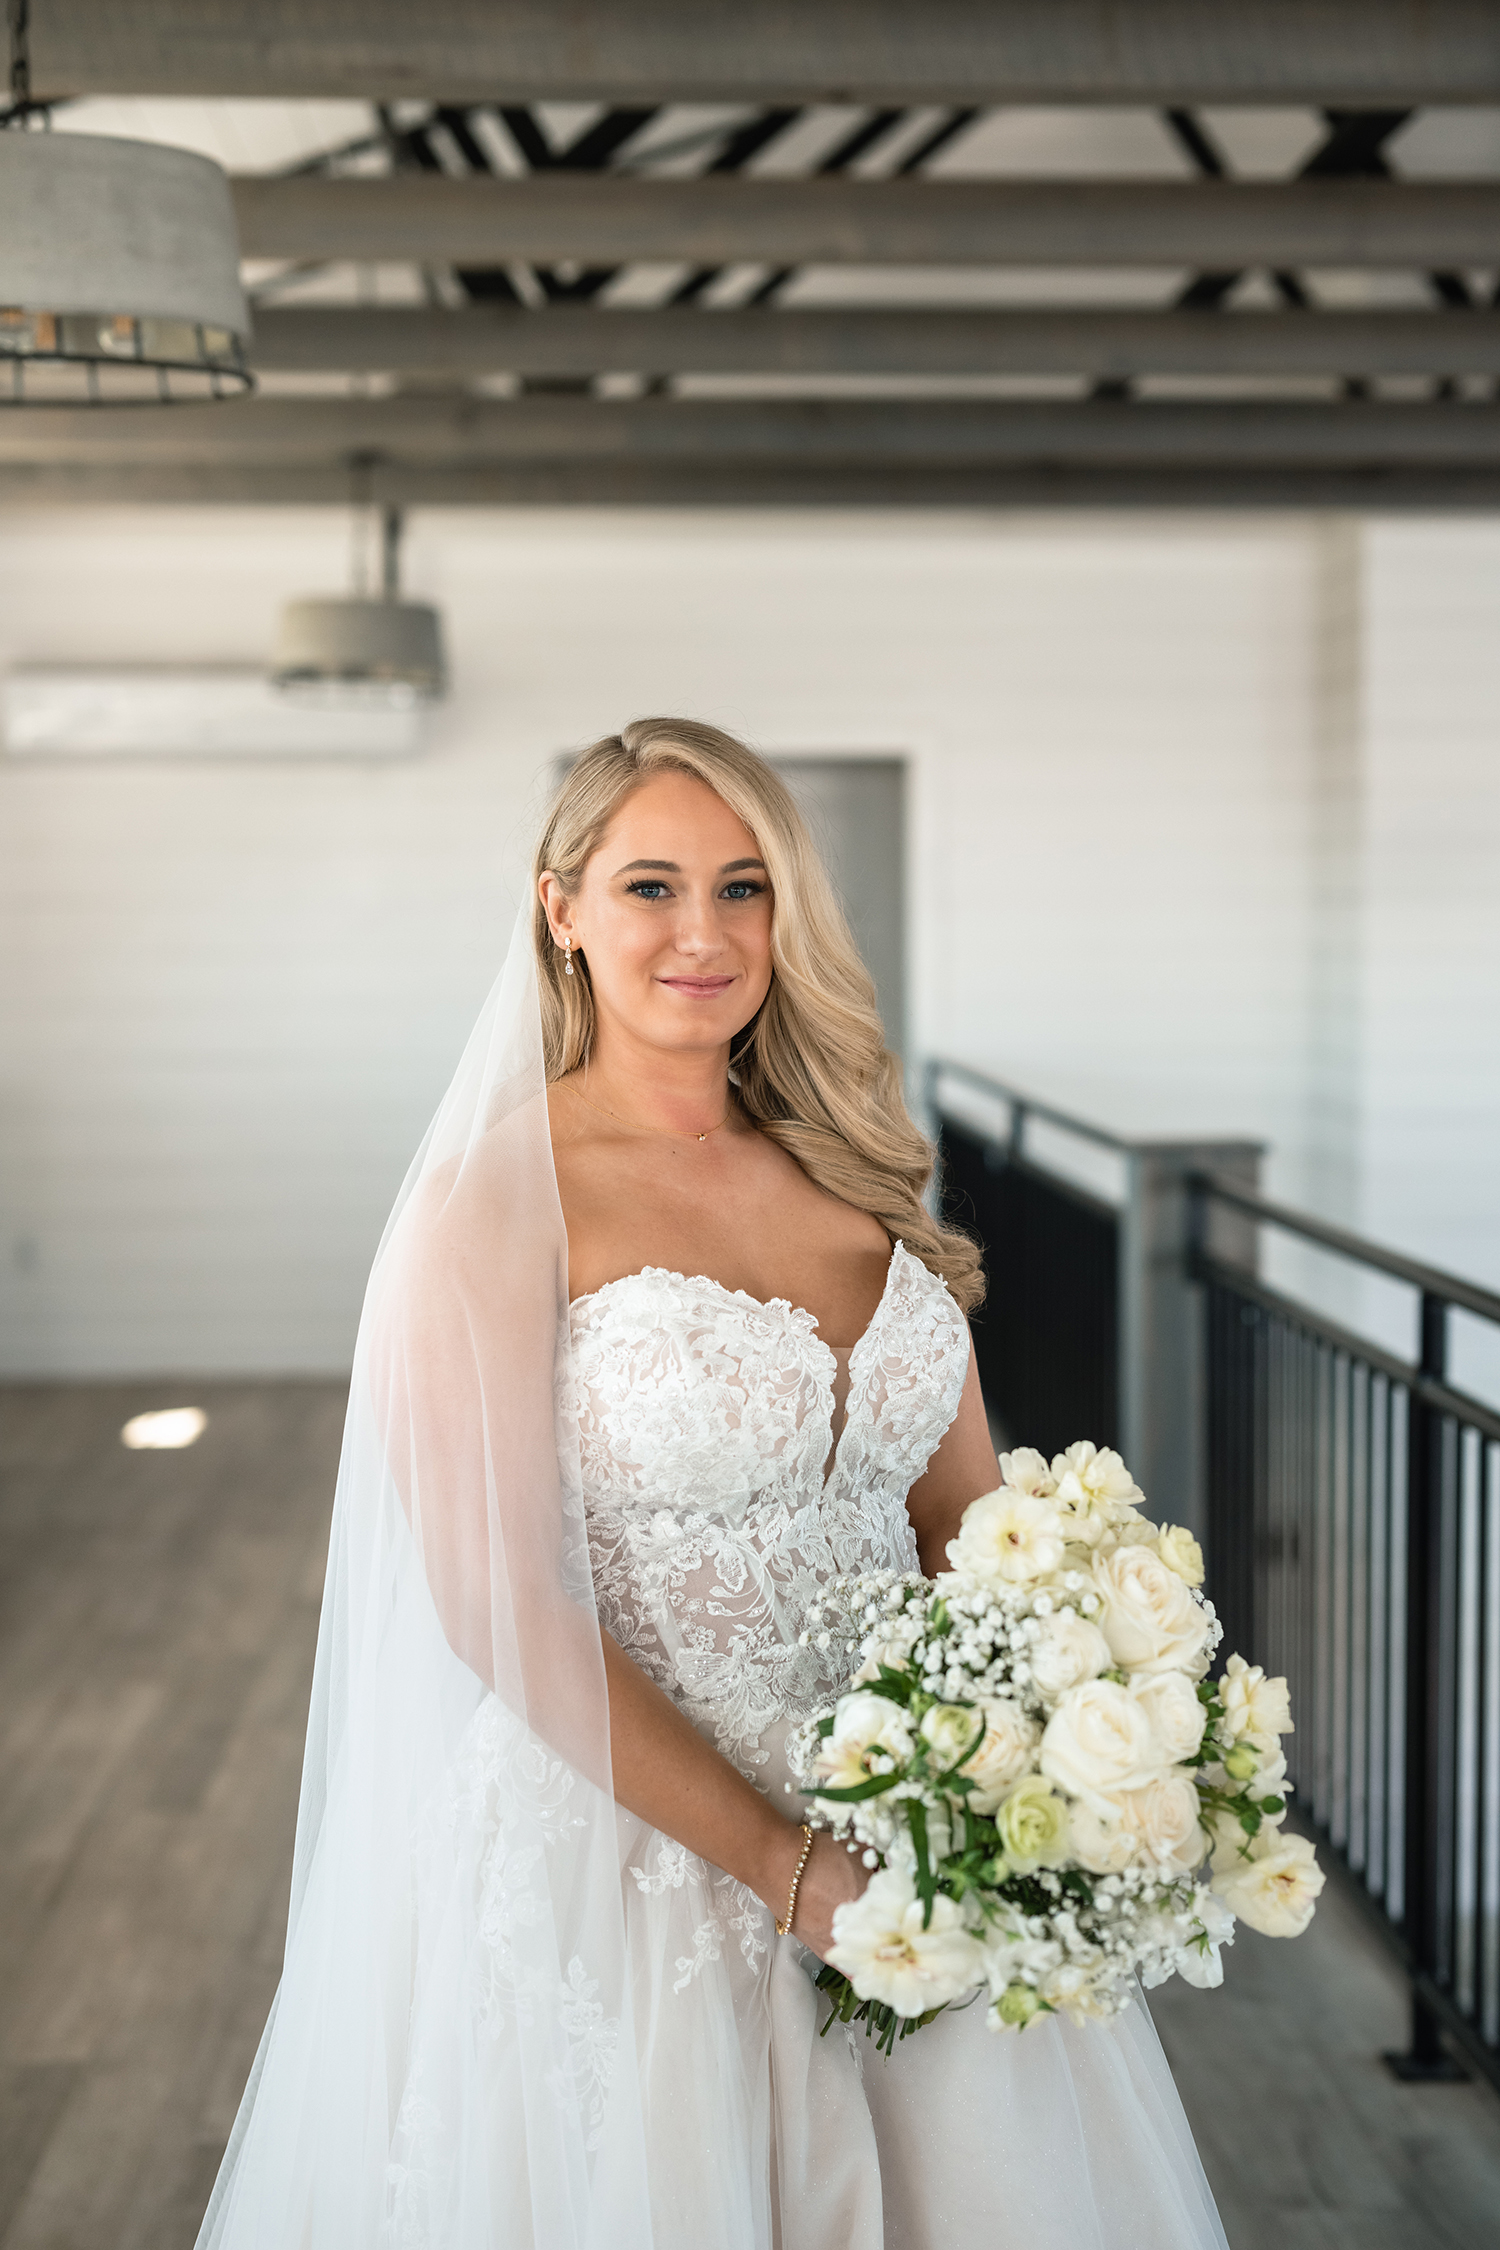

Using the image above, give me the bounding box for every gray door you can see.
[774,758,906,1061]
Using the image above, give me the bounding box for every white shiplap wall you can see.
[0,506,1491,1374]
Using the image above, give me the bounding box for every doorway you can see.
[774,758,907,1060]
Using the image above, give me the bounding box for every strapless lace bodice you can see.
[570,1240,970,1779]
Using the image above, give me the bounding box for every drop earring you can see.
[564,938,574,977]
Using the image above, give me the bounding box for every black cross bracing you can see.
[1126,105,1482,405]
[367,99,983,398]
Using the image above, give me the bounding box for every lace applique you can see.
[548,1956,620,2155]
[631,1836,690,1895]
[572,1245,970,1783]
[438,1698,590,2039]
[673,1917,724,1992]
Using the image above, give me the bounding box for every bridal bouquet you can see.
[786,1442,1323,2053]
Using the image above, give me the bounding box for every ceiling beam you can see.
[7,461,1500,511]
[28,1,1500,106]
[232,175,1500,271]
[249,304,1500,378]
[10,396,1500,469]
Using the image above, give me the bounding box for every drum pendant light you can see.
[0,0,252,403]
[272,470,448,708]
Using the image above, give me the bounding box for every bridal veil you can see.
[196,909,655,2247]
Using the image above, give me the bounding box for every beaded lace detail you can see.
[569,1242,970,1778]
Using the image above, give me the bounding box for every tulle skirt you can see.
[617,1720,1229,2250]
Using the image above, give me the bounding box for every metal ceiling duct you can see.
[0,0,251,404]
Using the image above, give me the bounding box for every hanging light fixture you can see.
[271,460,448,708]
[0,0,252,403]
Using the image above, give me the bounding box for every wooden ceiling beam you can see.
[249,303,1500,379]
[28,1,1500,106]
[9,396,1500,468]
[231,174,1500,272]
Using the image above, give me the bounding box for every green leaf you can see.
[908,1800,937,1928]
[809,1771,902,1804]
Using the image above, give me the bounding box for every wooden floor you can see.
[2,1381,1498,2250]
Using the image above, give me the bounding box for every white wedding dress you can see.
[566,1241,1229,2250]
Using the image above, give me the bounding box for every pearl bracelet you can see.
[776,1823,815,1937]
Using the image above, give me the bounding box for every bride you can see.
[197,718,1227,2249]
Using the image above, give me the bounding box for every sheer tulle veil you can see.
[196,906,655,2248]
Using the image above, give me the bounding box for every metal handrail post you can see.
[1119,1139,1263,1536]
[1386,1291,1467,2081]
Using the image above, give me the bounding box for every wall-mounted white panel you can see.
[3,668,424,759]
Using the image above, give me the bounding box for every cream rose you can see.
[1212,1830,1324,1937]
[948,1487,1066,1588]
[1093,1544,1211,1676]
[1029,1607,1112,1701]
[1156,1525,1205,1586]
[1130,1671,1208,1765]
[1120,1771,1207,1874]
[1219,1654,1294,1745]
[812,1691,915,1790]
[993,1776,1071,1874]
[1039,1677,1162,1810]
[1068,1797,1140,1874]
[959,1698,1039,1813]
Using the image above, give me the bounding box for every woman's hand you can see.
[784,1830,871,1964]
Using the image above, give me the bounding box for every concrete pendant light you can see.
[0,1,252,402]
[272,489,448,708]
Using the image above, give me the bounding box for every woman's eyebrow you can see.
[612,856,767,875]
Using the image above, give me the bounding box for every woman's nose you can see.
[673,893,727,955]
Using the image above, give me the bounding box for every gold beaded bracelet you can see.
[776,1823,815,1937]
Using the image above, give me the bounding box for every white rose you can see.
[812,1691,915,1791]
[827,1868,985,2016]
[1068,1796,1140,1874]
[1093,1544,1211,1677]
[920,1700,984,1769]
[1049,1442,1147,1548]
[959,1698,1039,1813]
[948,1487,1066,1588]
[1039,1677,1162,1811]
[998,1446,1057,1498]
[1120,1771,1207,1873]
[1212,1830,1324,1938]
[1130,1671,1208,1765]
[1155,1525,1205,1586]
[1219,1654,1294,1745]
[1029,1608,1112,1701]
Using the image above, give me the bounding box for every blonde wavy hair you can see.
[532,717,983,1312]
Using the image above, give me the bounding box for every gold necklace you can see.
[575,1072,731,1144]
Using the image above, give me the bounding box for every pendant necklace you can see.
[575,1071,730,1143]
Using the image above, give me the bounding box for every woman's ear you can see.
[537,871,577,948]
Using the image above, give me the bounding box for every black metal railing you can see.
[926,1056,1500,2089]
[927,1063,1120,1457]
[1192,1175,1500,2091]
